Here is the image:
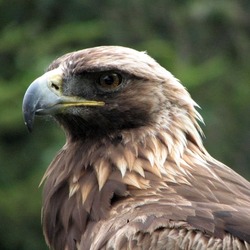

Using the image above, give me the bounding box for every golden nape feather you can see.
[22,46,250,250]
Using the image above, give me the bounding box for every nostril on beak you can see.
[51,82,60,91]
[48,80,62,96]
[45,67,63,94]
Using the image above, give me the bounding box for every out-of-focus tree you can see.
[0,1,249,249]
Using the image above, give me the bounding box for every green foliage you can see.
[0,1,249,249]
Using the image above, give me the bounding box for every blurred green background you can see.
[0,1,249,249]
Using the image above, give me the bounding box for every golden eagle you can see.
[22,46,250,249]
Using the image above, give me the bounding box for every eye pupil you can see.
[103,75,115,85]
[99,73,122,89]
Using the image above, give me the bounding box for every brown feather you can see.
[25,46,250,249]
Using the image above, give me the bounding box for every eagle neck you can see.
[41,122,207,249]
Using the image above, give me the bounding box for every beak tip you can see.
[23,109,34,133]
[25,121,33,133]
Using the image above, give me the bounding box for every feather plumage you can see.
[22,46,250,249]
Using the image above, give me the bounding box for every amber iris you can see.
[99,73,122,89]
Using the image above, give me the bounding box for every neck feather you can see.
[41,109,208,249]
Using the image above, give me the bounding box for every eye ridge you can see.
[99,72,122,89]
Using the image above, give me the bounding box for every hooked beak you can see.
[22,67,105,132]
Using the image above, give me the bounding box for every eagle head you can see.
[23,46,202,143]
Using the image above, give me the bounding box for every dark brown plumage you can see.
[22,46,250,250]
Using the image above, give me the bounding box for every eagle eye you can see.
[98,73,122,90]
